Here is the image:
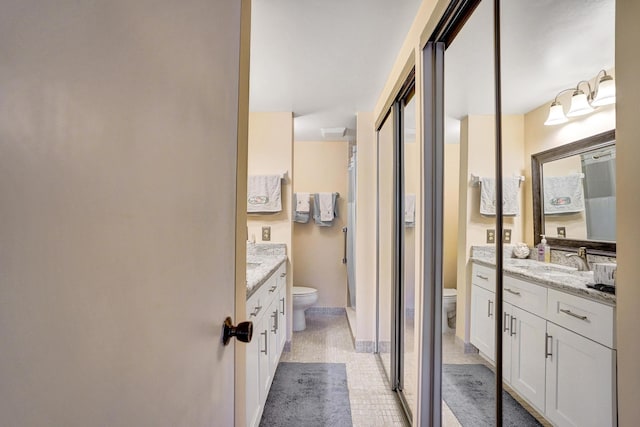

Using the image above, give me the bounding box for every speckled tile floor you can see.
[280,313,410,426]
[278,312,548,426]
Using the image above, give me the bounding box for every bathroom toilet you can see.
[292,286,318,331]
[442,288,457,333]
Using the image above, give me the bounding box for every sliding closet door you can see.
[377,109,396,384]
[439,0,499,424]
[400,87,418,416]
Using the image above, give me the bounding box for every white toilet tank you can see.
[442,288,457,333]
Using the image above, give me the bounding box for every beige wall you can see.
[444,143,460,289]
[0,1,245,425]
[355,112,377,343]
[523,95,615,246]
[293,141,348,307]
[616,0,640,423]
[455,115,525,341]
[247,111,294,338]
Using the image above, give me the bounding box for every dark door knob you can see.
[222,317,253,346]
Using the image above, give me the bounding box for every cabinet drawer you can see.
[472,263,496,292]
[503,276,547,318]
[547,288,615,348]
[246,275,274,319]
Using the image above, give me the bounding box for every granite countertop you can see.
[246,254,287,298]
[471,256,616,305]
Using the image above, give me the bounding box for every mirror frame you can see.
[531,129,616,254]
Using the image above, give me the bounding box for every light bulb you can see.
[591,75,616,107]
[544,102,568,126]
[566,90,594,117]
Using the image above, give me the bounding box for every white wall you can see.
[0,1,246,425]
[355,112,378,344]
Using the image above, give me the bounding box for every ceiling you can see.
[249,0,422,141]
[250,0,615,142]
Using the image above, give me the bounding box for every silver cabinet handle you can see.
[271,310,278,334]
[260,331,268,354]
[545,333,553,358]
[476,274,489,280]
[560,308,588,321]
[249,305,262,317]
[510,316,516,336]
[504,312,510,332]
[269,285,277,293]
[487,300,493,317]
[505,288,521,296]
[280,297,285,315]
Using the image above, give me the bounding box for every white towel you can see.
[318,192,334,221]
[247,175,282,213]
[479,177,520,216]
[405,194,416,224]
[543,173,584,214]
[295,192,310,213]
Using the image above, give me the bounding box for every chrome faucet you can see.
[565,246,590,271]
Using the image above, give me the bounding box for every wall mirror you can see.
[532,129,616,253]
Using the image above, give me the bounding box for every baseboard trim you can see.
[306,307,346,315]
[355,340,376,353]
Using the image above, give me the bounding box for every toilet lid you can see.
[443,288,457,297]
[293,286,317,295]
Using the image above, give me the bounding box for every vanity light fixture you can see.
[544,70,616,126]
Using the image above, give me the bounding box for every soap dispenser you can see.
[538,235,550,262]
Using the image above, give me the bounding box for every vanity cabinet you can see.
[245,263,287,427]
[504,302,547,412]
[470,284,495,361]
[470,262,617,426]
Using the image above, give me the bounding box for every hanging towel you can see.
[313,193,338,226]
[292,192,310,223]
[247,175,281,213]
[318,192,334,221]
[479,177,520,216]
[405,193,416,226]
[543,173,585,214]
[295,192,310,213]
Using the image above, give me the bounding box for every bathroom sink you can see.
[543,270,593,280]
[505,258,577,273]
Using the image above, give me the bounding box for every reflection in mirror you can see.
[532,130,616,252]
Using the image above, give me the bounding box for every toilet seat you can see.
[293,286,317,296]
[443,288,457,298]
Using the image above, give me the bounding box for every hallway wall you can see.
[293,140,349,308]
[616,0,640,422]
[247,111,294,340]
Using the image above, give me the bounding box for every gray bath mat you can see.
[443,364,542,426]
[260,362,353,427]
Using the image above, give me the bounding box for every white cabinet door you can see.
[510,306,547,412]
[277,284,287,354]
[545,322,616,427]
[267,298,280,375]
[470,284,495,361]
[502,303,514,384]
[246,331,261,427]
[258,316,272,403]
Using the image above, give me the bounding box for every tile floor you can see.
[279,312,548,426]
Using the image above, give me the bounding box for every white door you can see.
[511,307,547,412]
[470,285,495,361]
[545,322,616,427]
[0,1,246,426]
